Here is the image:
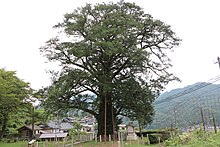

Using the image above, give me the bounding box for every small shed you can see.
[17,125,42,140]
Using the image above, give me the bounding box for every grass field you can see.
[3,130,220,147]
[0,141,27,147]
[0,141,67,147]
[73,141,159,147]
[0,140,160,147]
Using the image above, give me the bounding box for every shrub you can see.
[148,134,158,144]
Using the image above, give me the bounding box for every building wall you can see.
[19,130,31,139]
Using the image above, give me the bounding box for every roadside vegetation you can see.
[165,128,220,146]
[0,139,159,147]
[2,129,220,147]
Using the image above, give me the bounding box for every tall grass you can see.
[164,128,220,147]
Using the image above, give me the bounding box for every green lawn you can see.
[72,140,160,147]
[3,131,220,147]
[0,141,66,147]
[0,140,160,147]
[0,141,27,147]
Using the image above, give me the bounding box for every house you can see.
[78,116,97,139]
[38,124,53,133]
[62,117,76,123]
[18,116,96,140]
[81,124,94,133]
[38,120,73,141]
[78,115,96,125]
[17,125,42,140]
[17,120,73,140]
[47,120,74,133]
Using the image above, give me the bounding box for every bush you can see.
[148,134,158,144]
[160,131,171,141]
[145,129,173,144]
[164,128,214,146]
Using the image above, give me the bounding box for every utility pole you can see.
[174,107,177,129]
[212,112,217,133]
[111,100,115,141]
[215,57,220,69]
[31,106,35,140]
[200,107,206,132]
[104,93,107,144]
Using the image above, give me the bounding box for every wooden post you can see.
[99,135,102,142]
[118,132,121,147]
[121,132,123,147]
[45,140,48,147]
[72,136,74,147]
[147,134,150,145]
[109,134,111,142]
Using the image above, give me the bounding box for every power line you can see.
[151,75,220,127]
[198,85,220,96]
[153,89,220,129]
[154,75,220,105]
[152,70,220,128]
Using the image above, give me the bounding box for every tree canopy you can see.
[0,68,31,138]
[41,1,181,136]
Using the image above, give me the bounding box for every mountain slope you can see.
[149,82,220,129]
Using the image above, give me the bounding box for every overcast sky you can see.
[0,0,219,92]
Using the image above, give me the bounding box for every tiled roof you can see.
[39,130,51,134]
[17,125,42,131]
[48,121,74,130]
[26,125,42,130]
[39,133,68,139]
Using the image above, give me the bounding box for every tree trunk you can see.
[97,93,116,140]
[138,121,143,139]
[31,106,35,139]
[0,113,8,139]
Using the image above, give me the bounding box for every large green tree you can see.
[41,1,181,136]
[0,68,31,138]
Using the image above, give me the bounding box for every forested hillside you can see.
[149,82,220,129]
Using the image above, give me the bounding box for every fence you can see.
[27,133,93,147]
